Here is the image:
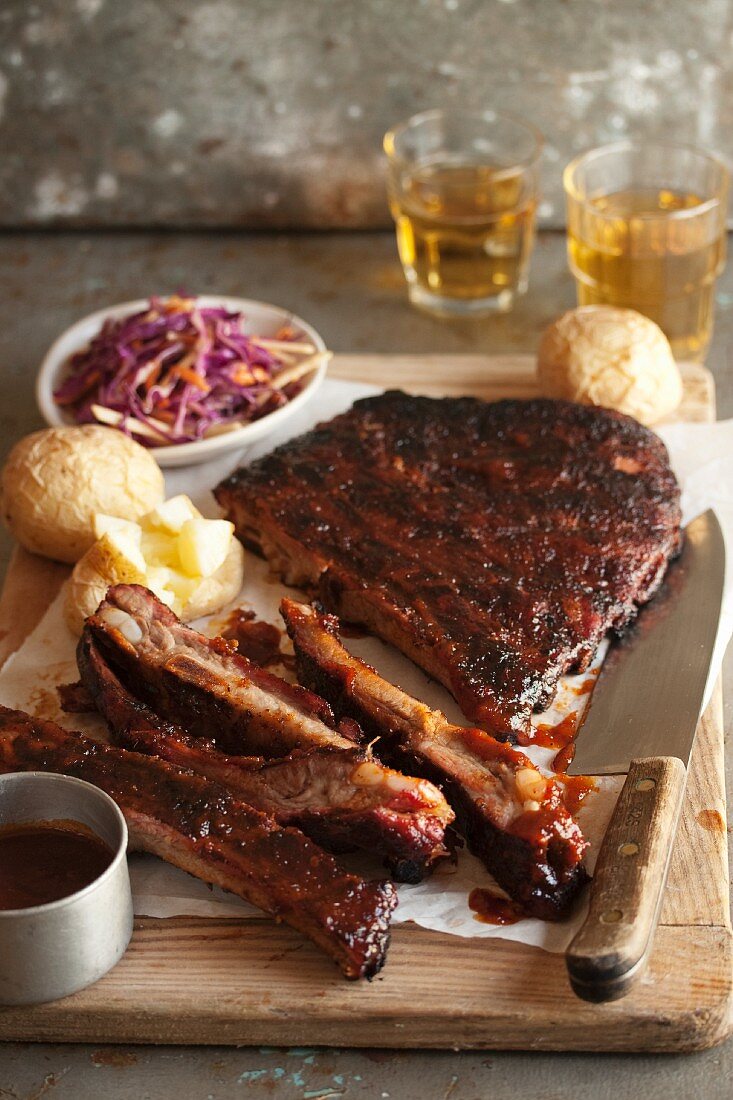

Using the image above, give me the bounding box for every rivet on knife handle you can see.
[566,756,687,1003]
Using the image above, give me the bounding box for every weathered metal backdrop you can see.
[1,0,730,228]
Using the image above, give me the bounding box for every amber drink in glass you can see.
[384,109,542,316]
[564,141,728,360]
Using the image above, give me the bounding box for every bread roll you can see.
[537,306,683,425]
[1,425,164,563]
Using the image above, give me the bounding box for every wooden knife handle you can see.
[566,756,687,1003]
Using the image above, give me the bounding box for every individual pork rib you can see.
[216,393,681,740]
[78,630,452,882]
[0,705,396,979]
[281,599,589,920]
[85,584,359,758]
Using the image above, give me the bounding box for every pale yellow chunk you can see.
[178,518,234,578]
[93,513,143,544]
[144,565,177,609]
[103,528,147,574]
[143,494,201,534]
[141,530,179,568]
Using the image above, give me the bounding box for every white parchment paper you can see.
[0,379,730,954]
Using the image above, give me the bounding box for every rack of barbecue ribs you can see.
[215,393,681,741]
[0,705,396,979]
[280,599,590,921]
[78,584,453,883]
[81,585,589,918]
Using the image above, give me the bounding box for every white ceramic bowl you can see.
[36,296,328,468]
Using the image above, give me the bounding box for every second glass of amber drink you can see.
[564,141,729,360]
[384,109,542,316]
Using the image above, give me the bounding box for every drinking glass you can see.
[384,109,542,316]
[564,141,729,360]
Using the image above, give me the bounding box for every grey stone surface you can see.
[2,1042,733,1100]
[1,1,732,228]
[0,228,730,1094]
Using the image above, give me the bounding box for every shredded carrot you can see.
[163,295,195,314]
[174,366,211,392]
[142,363,163,392]
[274,324,298,341]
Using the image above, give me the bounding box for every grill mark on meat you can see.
[0,705,396,979]
[77,631,452,882]
[216,394,681,740]
[281,598,589,920]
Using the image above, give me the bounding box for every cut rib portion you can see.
[216,393,682,739]
[0,704,396,979]
[85,584,358,758]
[281,599,589,920]
[78,630,452,882]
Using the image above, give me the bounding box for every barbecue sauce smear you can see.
[220,609,295,671]
[468,888,524,925]
[529,712,578,750]
[0,820,114,910]
[557,774,596,814]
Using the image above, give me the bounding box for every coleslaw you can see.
[53,295,328,446]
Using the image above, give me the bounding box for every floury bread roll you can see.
[537,306,683,425]
[1,425,165,563]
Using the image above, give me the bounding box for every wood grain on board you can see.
[0,355,729,1052]
[330,355,715,423]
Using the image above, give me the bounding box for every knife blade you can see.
[565,508,726,1003]
[567,508,726,777]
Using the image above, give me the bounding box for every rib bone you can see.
[281,598,590,920]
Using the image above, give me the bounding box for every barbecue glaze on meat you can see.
[85,585,360,758]
[78,625,452,882]
[0,705,396,979]
[216,394,682,739]
[281,599,589,920]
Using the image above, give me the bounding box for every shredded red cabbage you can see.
[53,295,313,446]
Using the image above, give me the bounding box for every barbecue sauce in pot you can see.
[0,819,114,910]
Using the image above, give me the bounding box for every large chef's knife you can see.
[565,509,725,1003]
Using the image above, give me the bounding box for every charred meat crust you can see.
[281,598,589,920]
[216,393,681,740]
[78,629,452,882]
[0,705,396,979]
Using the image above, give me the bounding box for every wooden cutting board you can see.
[0,355,730,1052]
